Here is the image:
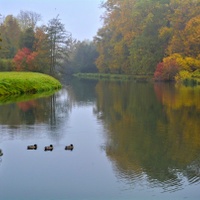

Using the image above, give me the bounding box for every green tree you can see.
[20,27,35,50]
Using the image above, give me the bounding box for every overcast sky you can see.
[0,0,105,41]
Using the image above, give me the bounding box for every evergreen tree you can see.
[46,15,71,74]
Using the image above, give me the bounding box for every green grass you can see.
[0,72,62,96]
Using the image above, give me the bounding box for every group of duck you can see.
[27,144,74,151]
[0,144,73,157]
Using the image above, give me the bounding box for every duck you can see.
[65,144,74,151]
[0,149,3,156]
[44,144,53,151]
[27,144,37,150]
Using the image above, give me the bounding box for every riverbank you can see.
[0,72,62,95]
[74,73,153,82]
[74,72,200,86]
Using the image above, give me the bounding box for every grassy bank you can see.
[74,73,153,82]
[0,72,62,95]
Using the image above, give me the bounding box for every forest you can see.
[95,0,200,82]
[0,0,200,82]
[0,11,98,77]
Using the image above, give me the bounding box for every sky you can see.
[0,0,105,41]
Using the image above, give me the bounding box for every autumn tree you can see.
[33,26,51,73]
[165,0,200,56]
[182,15,200,58]
[95,0,170,75]
[154,56,180,81]
[13,47,38,71]
[95,0,135,74]
[0,15,21,58]
[13,26,53,73]
[95,0,200,78]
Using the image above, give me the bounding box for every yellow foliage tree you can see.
[183,15,200,57]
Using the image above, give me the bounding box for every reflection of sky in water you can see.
[0,106,120,200]
[0,85,200,200]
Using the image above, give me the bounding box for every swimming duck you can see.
[27,144,37,150]
[0,149,3,156]
[65,144,74,151]
[44,144,53,151]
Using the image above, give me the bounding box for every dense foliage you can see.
[0,12,72,76]
[95,0,200,81]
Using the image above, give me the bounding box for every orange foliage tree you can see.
[154,56,180,81]
[13,47,38,71]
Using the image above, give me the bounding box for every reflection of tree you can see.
[94,81,200,191]
[0,89,71,142]
[0,89,70,127]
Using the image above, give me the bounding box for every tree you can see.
[95,0,200,77]
[13,47,38,71]
[183,15,200,58]
[33,26,51,73]
[0,15,21,58]
[166,0,200,56]
[46,15,72,74]
[17,10,41,30]
[95,0,135,74]
[68,40,98,73]
[13,26,51,73]
[154,55,180,81]
[95,0,170,75]
[20,27,35,50]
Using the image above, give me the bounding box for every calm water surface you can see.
[0,79,200,200]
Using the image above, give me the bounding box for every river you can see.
[0,78,200,200]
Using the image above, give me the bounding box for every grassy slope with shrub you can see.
[0,72,62,95]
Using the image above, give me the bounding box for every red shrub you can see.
[154,57,179,81]
[13,48,38,71]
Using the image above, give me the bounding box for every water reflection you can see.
[0,89,70,143]
[66,78,98,106]
[94,81,200,192]
[0,89,69,126]
[0,79,200,199]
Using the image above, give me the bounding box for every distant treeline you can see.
[0,0,200,83]
[95,0,200,82]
